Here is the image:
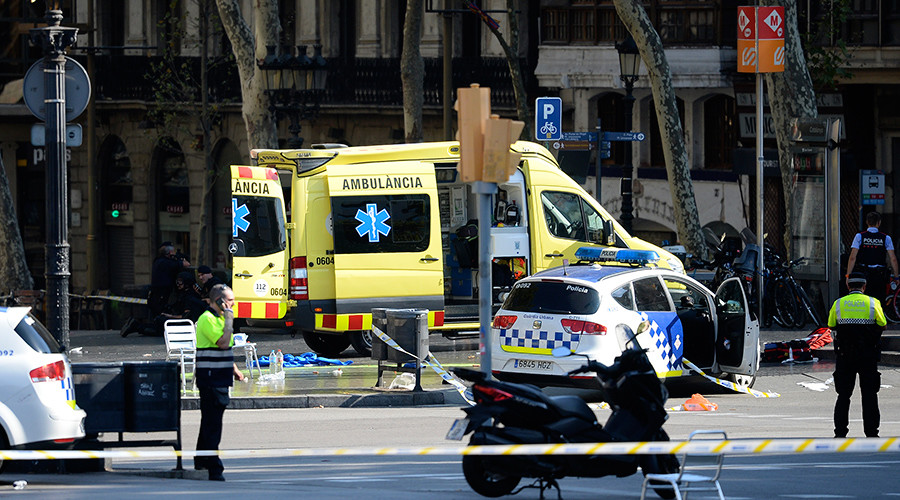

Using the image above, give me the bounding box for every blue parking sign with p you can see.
[535,97,562,141]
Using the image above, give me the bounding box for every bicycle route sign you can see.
[535,97,562,141]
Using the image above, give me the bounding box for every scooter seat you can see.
[549,395,597,423]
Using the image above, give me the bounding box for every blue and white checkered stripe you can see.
[640,312,684,371]
[61,376,75,402]
[498,329,579,351]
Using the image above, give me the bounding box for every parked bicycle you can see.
[763,254,823,329]
[882,277,900,323]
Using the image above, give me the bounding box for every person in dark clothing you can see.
[148,243,191,316]
[846,211,899,303]
[122,272,205,337]
[196,265,224,301]
[827,272,886,438]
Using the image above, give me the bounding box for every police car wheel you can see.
[0,431,8,473]
[727,372,756,389]
[350,331,373,357]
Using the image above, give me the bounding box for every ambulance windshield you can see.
[231,195,286,257]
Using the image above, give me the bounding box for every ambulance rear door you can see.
[326,161,444,314]
[230,165,289,319]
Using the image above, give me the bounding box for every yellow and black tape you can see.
[2,437,899,461]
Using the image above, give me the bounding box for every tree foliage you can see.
[146,0,234,264]
[801,0,854,90]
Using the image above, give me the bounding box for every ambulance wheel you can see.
[350,331,373,357]
[301,331,350,357]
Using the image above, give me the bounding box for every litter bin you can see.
[125,361,180,432]
[373,308,428,391]
[386,309,429,363]
[71,362,126,434]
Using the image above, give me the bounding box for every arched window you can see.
[703,94,737,170]
[99,136,134,293]
[154,138,191,257]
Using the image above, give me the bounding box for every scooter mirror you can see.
[635,320,650,335]
[551,346,573,358]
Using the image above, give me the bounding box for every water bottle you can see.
[276,349,284,374]
[269,349,277,374]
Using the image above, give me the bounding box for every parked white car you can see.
[491,247,760,390]
[0,307,85,471]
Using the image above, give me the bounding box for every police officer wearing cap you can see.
[827,272,886,438]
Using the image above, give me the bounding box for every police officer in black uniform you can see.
[827,272,886,438]
[846,211,899,304]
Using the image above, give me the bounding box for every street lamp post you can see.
[258,45,328,149]
[30,9,78,349]
[616,35,641,234]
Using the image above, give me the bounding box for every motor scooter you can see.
[447,322,679,499]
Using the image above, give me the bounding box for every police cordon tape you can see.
[3,437,899,461]
[370,324,475,405]
[682,358,780,398]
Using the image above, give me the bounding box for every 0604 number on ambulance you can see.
[229,141,684,357]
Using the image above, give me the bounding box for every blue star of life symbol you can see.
[232,198,250,237]
[355,203,391,242]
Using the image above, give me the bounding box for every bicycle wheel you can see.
[772,280,800,328]
[884,290,900,323]
[795,284,823,327]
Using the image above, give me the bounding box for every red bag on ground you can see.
[804,327,833,350]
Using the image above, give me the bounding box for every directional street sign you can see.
[604,131,645,142]
[561,131,597,142]
[535,97,562,141]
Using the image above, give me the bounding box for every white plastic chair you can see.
[640,430,727,500]
[164,319,197,394]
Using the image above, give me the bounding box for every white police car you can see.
[491,248,760,390]
[0,307,86,471]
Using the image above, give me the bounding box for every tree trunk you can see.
[763,0,818,253]
[614,0,706,259]
[215,0,280,150]
[482,0,532,139]
[0,154,34,292]
[401,0,425,143]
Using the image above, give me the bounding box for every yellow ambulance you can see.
[229,141,684,356]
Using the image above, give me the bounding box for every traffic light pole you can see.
[473,181,497,380]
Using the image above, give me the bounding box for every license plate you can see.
[513,358,553,371]
[446,418,469,441]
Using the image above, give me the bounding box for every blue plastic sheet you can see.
[256,352,354,368]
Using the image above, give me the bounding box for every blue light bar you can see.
[574,247,660,265]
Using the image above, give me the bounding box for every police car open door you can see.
[325,162,444,315]
[714,277,759,375]
[230,165,289,319]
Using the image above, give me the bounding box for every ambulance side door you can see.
[230,165,289,319]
